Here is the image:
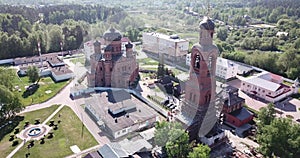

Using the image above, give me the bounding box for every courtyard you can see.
[14,106,97,158]
[0,105,59,158]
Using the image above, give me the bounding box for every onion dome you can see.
[103,27,122,41]
[199,17,215,30]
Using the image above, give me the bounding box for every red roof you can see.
[270,73,282,82]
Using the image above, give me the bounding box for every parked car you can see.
[166,103,173,108]
[169,104,177,110]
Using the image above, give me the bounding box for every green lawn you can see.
[137,58,159,66]
[170,68,187,76]
[12,76,69,106]
[70,57,86,65]
[282,80,293,86]
[140,67,158,72]
[0,105,59,158]
[14,106,98,158]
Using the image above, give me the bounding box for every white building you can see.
[83,41,95,62]
[142,32,189,61]
[216,57,238,81]
[240,72,295,103]
[186,53,191,66]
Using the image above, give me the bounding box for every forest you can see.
[0,4,129,59]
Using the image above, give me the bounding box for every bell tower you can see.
[181,16,219,140]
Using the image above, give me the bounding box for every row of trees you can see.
[221,48,300,79]
[0,68,23,121]
[0,4,122,25]
[257,104,300,157]
[0,12,89,59]
[0,4,147,59]
[154,121,210,158]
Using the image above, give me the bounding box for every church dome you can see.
[199,17,215,30]
[103,27,122,41]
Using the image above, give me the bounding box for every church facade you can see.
[87,28,139,88]
[181,17,219,140]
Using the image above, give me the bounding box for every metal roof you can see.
[244,77,281,92]
[229,107,253,121]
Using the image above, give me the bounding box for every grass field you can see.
[70,57,86,65]
[0,105,59,158]
[12,76,69,106]
[137,57,159,66]
[14,106,98,158]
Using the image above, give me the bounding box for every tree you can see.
[0,85,23,120]
[27,66,39,83]
[0,67,15,90]
[188,144,211,158]
[217,27,228,41]
[48,25,63,52]
[257,103,275,127]
[157,55,165,79]
[166,129,190,158]
[154,120,181,146]
[154,121,190,158]
[257,118,300,157]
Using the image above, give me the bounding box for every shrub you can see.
[12,140,19,146]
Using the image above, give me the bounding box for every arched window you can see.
[205,92,211,104]
[208,56,213,70]
[194,54,201,69]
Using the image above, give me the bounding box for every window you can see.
[194,54,200,69]
[193,94,196,103]
[122,129,126,133]
[207,70,210,77]
[208,56,213,70]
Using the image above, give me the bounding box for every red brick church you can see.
[87,28,139,88]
